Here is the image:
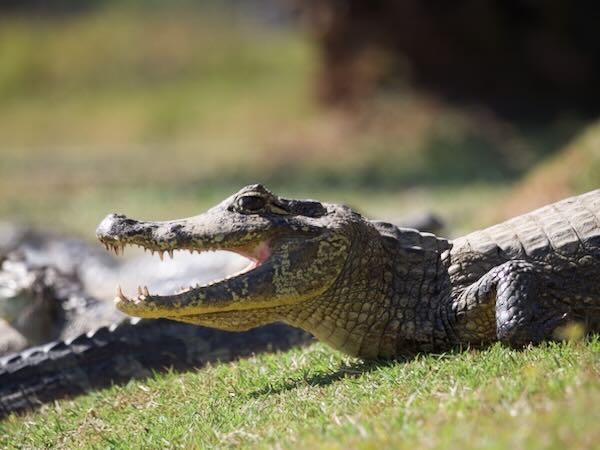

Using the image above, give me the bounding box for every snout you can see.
[96,213,137,242]
[96,213,201,255]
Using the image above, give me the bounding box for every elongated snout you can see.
[96,213,184,250]
[96,211,234,254]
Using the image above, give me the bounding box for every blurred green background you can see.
[0,0,598,237]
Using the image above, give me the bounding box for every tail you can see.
[0,319,312,418]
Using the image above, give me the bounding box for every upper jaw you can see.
[96,213,202,257]
[97,211,250,255]
[96,212,272,259]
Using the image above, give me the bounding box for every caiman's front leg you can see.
[452,261,571,347]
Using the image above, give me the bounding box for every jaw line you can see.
[111,239,273,317]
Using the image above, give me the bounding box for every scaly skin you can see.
[97,185,600,359]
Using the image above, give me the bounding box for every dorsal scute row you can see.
[456,189,600,261]
[0,318,140,374]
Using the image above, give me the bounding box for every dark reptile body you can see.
[446,190,600,345]
[152,189,599,360]
[0,320,311,418]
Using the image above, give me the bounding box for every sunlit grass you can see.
[1,339,598,449]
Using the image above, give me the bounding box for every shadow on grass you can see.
[249,357,413,397]
[249,346,480,398]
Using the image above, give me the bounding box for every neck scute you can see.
[375,223,454,354]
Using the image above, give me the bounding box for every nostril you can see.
[96,213,127,239]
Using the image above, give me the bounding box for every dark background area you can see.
[304,0,600,121]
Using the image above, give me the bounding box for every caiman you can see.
[0,318,308,418]
[0,211,440,417]
[97,184,600,359]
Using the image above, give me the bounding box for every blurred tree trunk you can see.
[301,0,600,120]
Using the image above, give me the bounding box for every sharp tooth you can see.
[137,286,143,297]
[120,244,125,256]
[116,285,126,300]
[104,243,110,251]
[159,251,164,261]
[143,286,150,296]
[168,249,174,259]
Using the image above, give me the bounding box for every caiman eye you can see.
[237,195,266,212]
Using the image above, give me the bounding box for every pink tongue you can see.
[237,241,271,265]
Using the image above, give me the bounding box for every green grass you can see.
[1,339,598,449]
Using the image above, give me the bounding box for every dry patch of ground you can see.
[492,120,600,221]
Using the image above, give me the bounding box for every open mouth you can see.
[99,237,272,312]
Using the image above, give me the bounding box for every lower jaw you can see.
[164,307,286,332]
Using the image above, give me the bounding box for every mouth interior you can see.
[102,239,271,300]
